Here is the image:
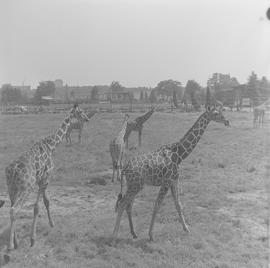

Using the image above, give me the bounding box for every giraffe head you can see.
[205,87,229,126]
[69,104,90,122]
[205,105,229,126]
[123,113,130,122]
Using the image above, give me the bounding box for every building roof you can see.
[41,96,54,100]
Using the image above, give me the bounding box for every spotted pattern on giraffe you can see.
[112,104,229,244]
[3,104,89,252]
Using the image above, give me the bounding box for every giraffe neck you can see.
[136,109,154,125]
[87,110,97,119]
[44,114,72,151]
[170,112,210,164]
[118,120,128,140]
[256,102,266,110]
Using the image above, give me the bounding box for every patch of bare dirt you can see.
[218,190,268,239]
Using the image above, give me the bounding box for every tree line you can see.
[1,71,270,107]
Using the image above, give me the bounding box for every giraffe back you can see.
[123,149,177,187]
[6,138,54,195]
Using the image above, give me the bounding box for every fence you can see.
[1,102,173,115]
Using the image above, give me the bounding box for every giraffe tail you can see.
[0,200,5,208]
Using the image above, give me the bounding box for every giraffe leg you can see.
[126,199,137,239]
[148,185,169,242]
[138,130,142,147]
[112,200,125,245]
[170,181,190,233]
[68,133,72,144]
[125,138,129,149]
[30,188,42,247]
[112,162,116,183]
[13,229,18,249]
[253,112,256,128]
[116,162,119,182]
[42,186,54,227]
[117,152,123,181]
[8,207,16,251]
[261,113,264,127]
[112,164,115,183]
[112,187,140,244]
[7,189,29,251]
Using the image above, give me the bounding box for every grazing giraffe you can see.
[124,108,154,148]
[112,89,229,244]
[1,104,89,252]
[65,110,97,144]
[253,102,266,128]
[110,114,130,182]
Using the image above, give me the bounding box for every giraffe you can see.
[112,89,229,244]
[124,108,154,149]
[65,110,97,144]
[110,114,130,182]
[1,104,89,252]
[253,101,267,128]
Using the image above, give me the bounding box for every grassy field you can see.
[0,110,269,268]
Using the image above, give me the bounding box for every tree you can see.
[64,85,70,104]
[110,81,124,92]
[259,76,269,89]
[91,86,99,102]
[34,81,56,103]
[172,90,178,108]
[140,90,144,101]
[149,89,157,104]
[70,90,75,100]
[184,80,202,110]
[155,80,183,101]
[247,71,260,105]
[1,84,24,105]
[128,92,134,112]
[144,92,148,100]
[207,73,239,93]
[205,87,211,107]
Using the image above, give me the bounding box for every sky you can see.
[0,0,270,88]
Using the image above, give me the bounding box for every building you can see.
[37,79,153,103]
[126,87,152,100]
[1,84,33,98]
[54,79,64,88]
[105,91,132,102]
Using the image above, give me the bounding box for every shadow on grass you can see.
[0,227,10,267]
[91,235,164,255]
[0,227,9,252]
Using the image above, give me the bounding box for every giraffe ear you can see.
[206,105,211,112]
